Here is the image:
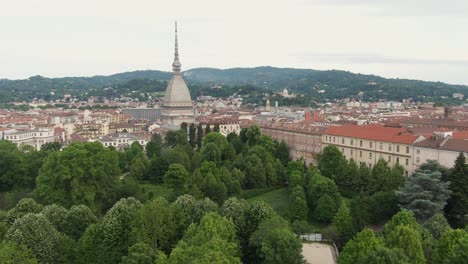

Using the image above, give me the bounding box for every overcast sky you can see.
[1,0,468,84]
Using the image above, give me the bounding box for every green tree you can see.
[384,225,425,264]
[338,228,383,264]
[276,140,290,166]
[168,212,241,264]
[78,197,143,264]
[36,142,120,210]
[445,152,468,227]
[197,123,203,149]
[122,242,158,264]
[145,134,163,159]
[0,242,38,264]
[164,164,190,197]
[315,194,339,223]
[249,215,303,264]
[5,213,73,263]
[61,205,98,241]
[189,123,196,148]
[0,141,28,192]
[129,152,149,180]
[423,213,451,240]
[5,198,43,225]
[447,236,468,264]
[350,193,371,229]
[397,170,451,222]
[131,197,177,254]
[383,210,421,236]
[205,124,211,134]
[318,145,347,182]
[355,246,410,264]
[201,142,221,165]
[290,193,308,222]
[432,229,468,264]
[334,203,356,242]
[41,204,68,231]
[214,124,220,133]
[40,142,61,151]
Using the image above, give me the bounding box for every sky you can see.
[1,0,468,85]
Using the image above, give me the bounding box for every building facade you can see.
[3,128,55,150]
[323,125,425,175]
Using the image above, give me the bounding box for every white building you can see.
[3,128,55,150]
[94,133,148,150]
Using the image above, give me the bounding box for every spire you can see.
[172,21,181,74]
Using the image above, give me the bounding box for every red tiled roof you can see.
[453,131,468,140]
[324,124,420,144]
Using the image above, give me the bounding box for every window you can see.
[360,140,363,147]
[350,139,354,145]
[396,145,400,152]
[359,151,362,157]
[389,145,392,151]
[405,171,408,176]
[388,156,391,162]
[416,157,420,163]
[342,148,345,153]
[379,143,383,150]
[406,147,410,154]
[369,152,372,159]
[416,149,420,154]
[405,159,409,165]
[342,138,345,144]
[351,150,353,155]
[333,137,336,143]
[369,142,373,148]
[396,157,400,163]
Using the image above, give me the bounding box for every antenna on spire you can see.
[172,20,181,73]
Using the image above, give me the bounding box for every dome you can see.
[163,74,193,107]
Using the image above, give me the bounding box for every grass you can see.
[247,187,290,217]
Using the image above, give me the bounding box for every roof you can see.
[453,131,468,140]
[324,124,420,144]
[415,137,468,153]
[163,74,192,107]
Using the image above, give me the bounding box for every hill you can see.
[0,67,467,103]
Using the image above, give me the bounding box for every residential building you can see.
[322,125,425,175]
[3,128,55,150]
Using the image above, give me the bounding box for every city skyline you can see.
[1,0,468,85]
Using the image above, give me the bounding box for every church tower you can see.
[160,22,195,126]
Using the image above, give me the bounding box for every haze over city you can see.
[2,0,468,84]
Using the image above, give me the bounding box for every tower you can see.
[266,97,271,112]
[160,22,195,126]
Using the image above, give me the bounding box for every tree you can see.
[5,213,72,263]
[334,203,356,242]
[276,140,290,166]
[338,228,383,264]
[290,193,308,222]
[197,123,203,150]
[447,236,468,264]
[318,145,347,181]
[355,162,371,193]
[168,212,241,264]
[122,243,158,264]
[0,141,28,192]
[423,213,451,240]
[249,215,304,264]
[445,152,468,227]
[36,142,120,210]
[214,124,220,133]
[145,134,163,159]
[5,198,43,225]
[350,193,372,229]
[131,197,177,254]
[41,204,68,231]
[201,142,221,165]
[61,205,98,241]
[227,132,243,154]
[397,170,451,222]
[432,229,468,264]
[0,242,38,264]
[129,152,149,180]
[189,123,196,148]
[383,210,421,236]
[180,122,188,132]
[384,225,425,264]
[315,194,339,223]
[40,142,61,151]
[355,246,410,264]
[205,124,211,134]
[78,198,142,264]
[164,164,190,197]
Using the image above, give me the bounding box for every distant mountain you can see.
[0,67,467,103]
